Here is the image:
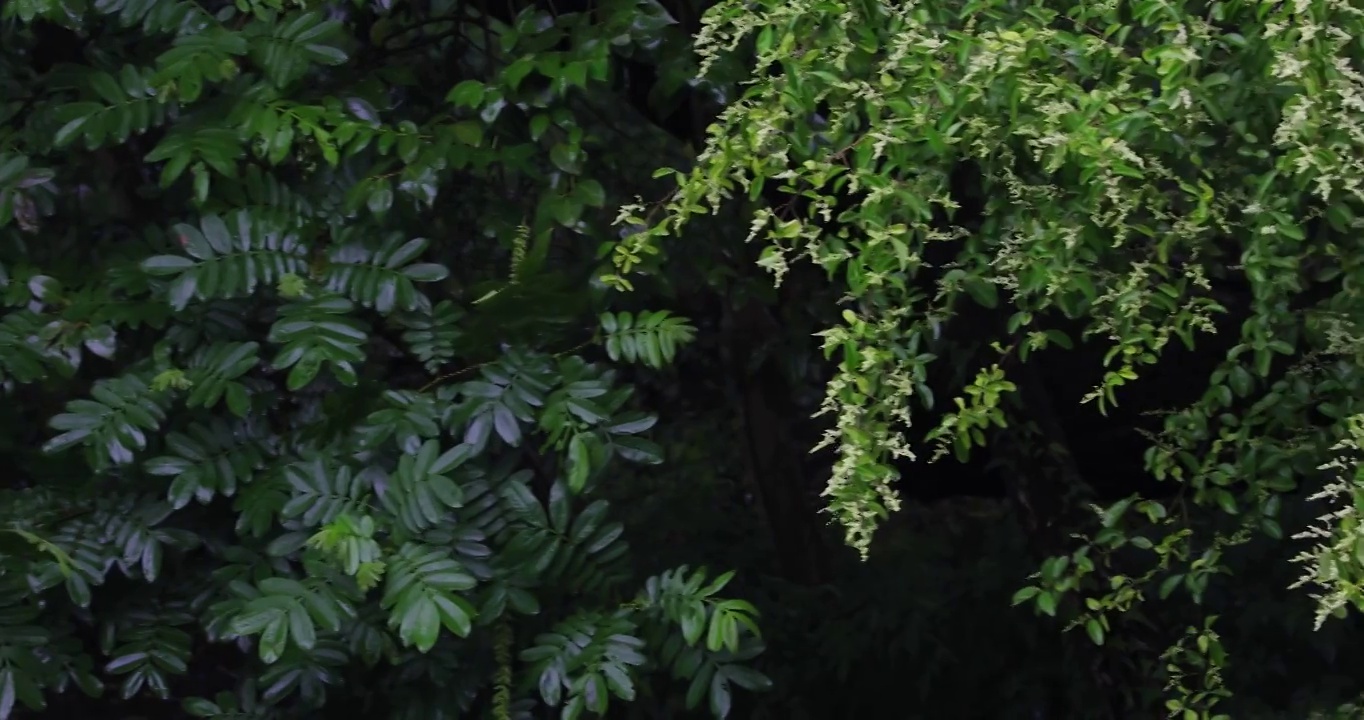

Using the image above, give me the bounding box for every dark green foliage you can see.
[0,0,758,717]
[8,0,1364,717]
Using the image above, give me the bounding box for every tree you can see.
[613,0,1364,716]
[10,0,1364,716]
[0,0,768,717]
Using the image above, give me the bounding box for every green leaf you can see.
[613,436,663,464]
[551,144,581,174]
[963,277,998,308]
[367,179,394,213]
[568,433,591,492]
[402,263,449,282]
[382,543,478,650]
[709,673,732,719]
[142,255,196,274]
[576,178,606,207]
[346,97,380,123]
[287,602,317,649]
[1036,591,1058,617]
[570,500,609,544]
[492,403,521,445]
[182,698,221,717]
[1160,574,1185,599]
[548,479,570,532]
[452,121,484,146]
[681,603,705,645]
[607,414,657,435]
[446,80,485,108]
[1085,618,1105,646]
[720,664,772,691]
[399,595,441,652]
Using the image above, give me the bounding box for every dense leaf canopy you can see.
[0,0,764,717]
[3,0,1364,718]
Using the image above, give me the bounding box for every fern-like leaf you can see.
[600,310,696,369]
